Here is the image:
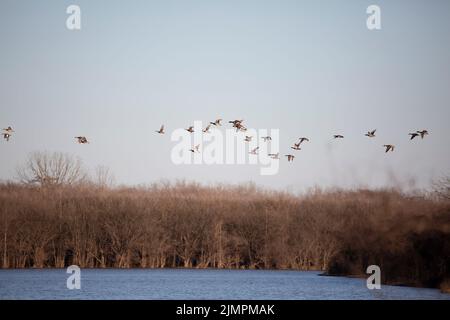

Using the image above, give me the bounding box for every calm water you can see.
[0,269,449,300]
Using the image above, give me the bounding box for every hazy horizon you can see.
[1,0,450,192]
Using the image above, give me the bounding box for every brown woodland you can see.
[1,152,449,292]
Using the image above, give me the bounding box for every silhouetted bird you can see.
[2,133,11,142]
[333,134,344,139]
[249,147,259,155]
[2,126,14,142]
[244,136,252,142]
[417,130,429,139]
[383,144,395,153]
[409,132,420,140]
[298,137,310,144]
[261,136,272,142]
[185,126,194,133]
[365,129,376,138]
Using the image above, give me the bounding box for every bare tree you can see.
[16,151,87,187]
[94,165,115,188]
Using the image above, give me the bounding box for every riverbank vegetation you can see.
[0,152,449,292]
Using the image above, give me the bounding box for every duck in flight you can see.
[249,147,259,155]
[298,137,310,144]
[291,142,301,150]
[417,129,429,139]
[2,126,14,134]
[203,124,211,133]
[383,144,395,153]
[229,119,243,126]
[269,153,279,159]
[285,154,295,162]
[244,136,252,142]
[210,119,222,126]
[2,133,11,142]
[409,132,420,140]
[155,125,165,134]
[261,136,272,142]
[365,129,376,138]
[185,126,194,133]
[333,134,344,139]
[75,136,89,144]
[2,126,14,142]
[236,123,247,132]
[189,144,200,153]
[229,119,246,132]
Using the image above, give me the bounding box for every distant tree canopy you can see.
[433,176,450,200]
[16,151,87,187]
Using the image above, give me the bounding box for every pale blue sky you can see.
[1,0,449,191]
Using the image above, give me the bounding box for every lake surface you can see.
[0,269,449,300]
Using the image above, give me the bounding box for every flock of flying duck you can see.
[152,119,429,162]
[2,122,429,163]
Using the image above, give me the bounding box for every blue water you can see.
[0,269,449,300]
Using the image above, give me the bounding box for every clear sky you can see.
[1,0,449,192]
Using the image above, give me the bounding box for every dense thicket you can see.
[0,182,449,291]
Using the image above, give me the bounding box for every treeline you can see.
[0,182,449,291]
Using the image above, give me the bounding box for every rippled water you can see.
[0,269,449,300]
